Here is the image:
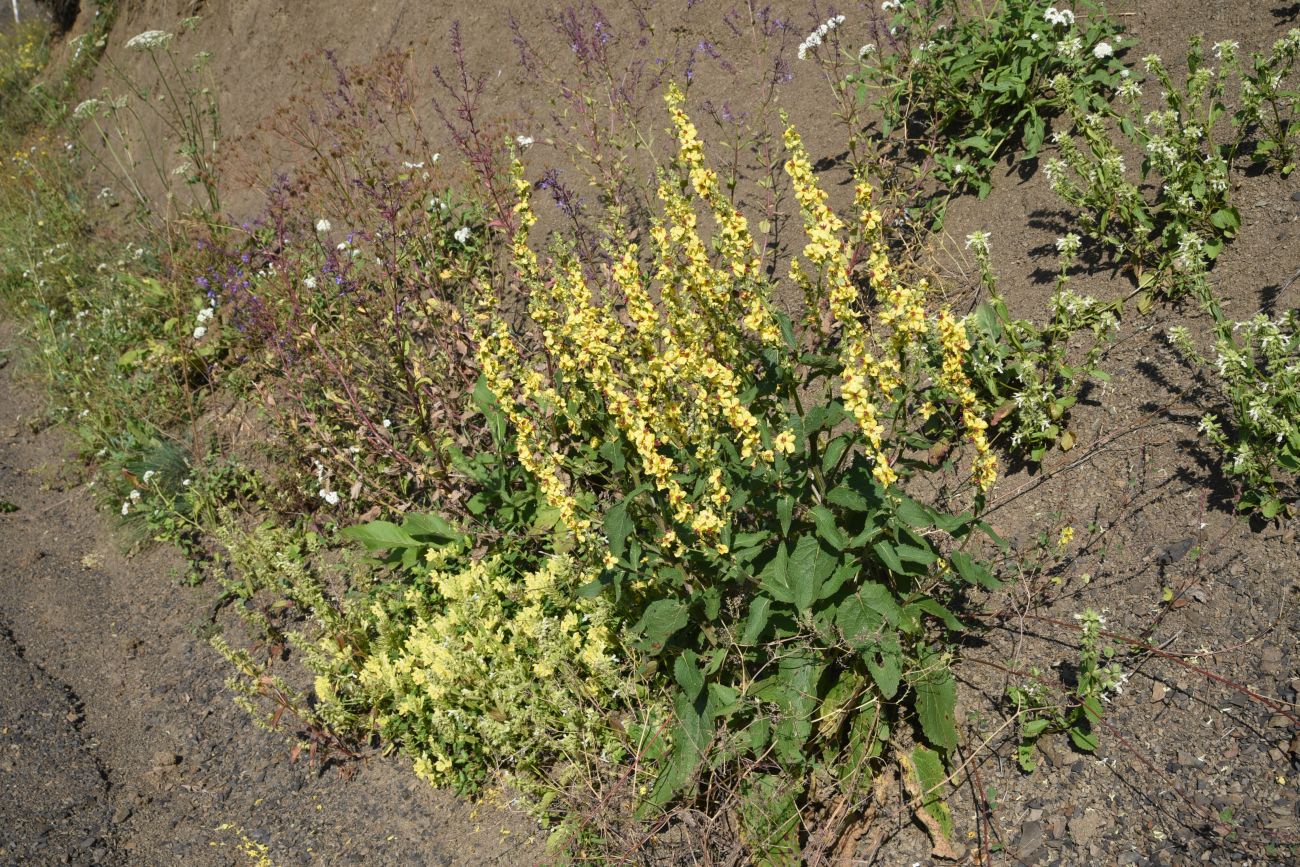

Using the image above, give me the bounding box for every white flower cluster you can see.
[1092,40,1113,59]
[72,98,104,121]
[964,230,991,257]
[797,14,846,61]
[125,30,173,52]
[454,226,472,244]
[315,218,332,234]
[515,135,534,148]
[1043,7,1075,27]
[193,304,214,340]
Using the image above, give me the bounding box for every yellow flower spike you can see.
[935,310,998,492]
[664,84,781,346]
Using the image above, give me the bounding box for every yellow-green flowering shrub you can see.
[310,522,647,796]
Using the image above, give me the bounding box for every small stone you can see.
[1068,810,1108,845]
[150,750,181,769]
[1017,819,1045,855]
[1151,683,1168,702]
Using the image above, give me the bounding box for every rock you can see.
[151,750,181,769]
[1017,819,1045,854]
[1068,810,1108,846]
[1151,683,1168,702]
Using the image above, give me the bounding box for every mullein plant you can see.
[472,82,1007,857]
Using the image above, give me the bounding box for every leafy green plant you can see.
[964,231,1117,460]
[468,85,1011,858]
[1047,38,1241,302]
[1170,296,1300,519]
[853,0,1125,213]
[1236,29,1300,176]
[1007,609,1125,771]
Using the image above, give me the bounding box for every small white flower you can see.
[121,501,131,516]
[319,489,341,506]
[315,218,332,234]
[1093,40,1113,59]
[129,490,141,502]
[402,161,425,169]
[142,470,156,483]
[858,43,876,59]
[454,226,473,244]
[192,325,207,340]
[125,30,173,51]
[337,241,350,251]
[382,418,392,429]
[195,306,214,323]
[303,275,317,290]
[182,478,192,487]
[515,135,534,148]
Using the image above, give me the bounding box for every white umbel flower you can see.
[1093,40,1113,59]
[454,226,472,244]
[125,30,173,51]
[315,218,332,234]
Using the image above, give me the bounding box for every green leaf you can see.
[809,505,847,551]
[913,598,964,631]
[893,496,932,529]
[949,551,999,589]
[341,520,421,551]
[827,485,872,513]
[864,637,901,699]
[836,583,902,650]
[604,497,634,560]
[873,540,905,575]
[742,596,773,645]
[910,746,954,841]
[914,663,959,753]
[787,535,829,612]
[758,544,793,604]
[631,599,690,654]
[400,512,460,544]
[778,495,794,536]
[821,434,851,475]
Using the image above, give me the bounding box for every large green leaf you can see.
[809,505,847,551]
[400,512,460,544]
[742,596,773,645]
[604,497,634,560]
[759,543,793,604]
[913,662,959,753]
[787,535,833,611]
[341,520,420,551]
[910,746,954,841]
[949,550,998,589]
[630,599,690,654]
